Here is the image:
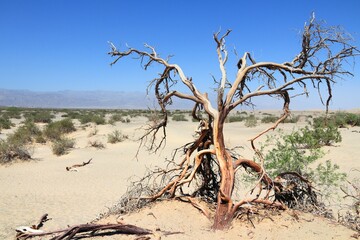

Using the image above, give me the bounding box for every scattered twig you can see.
[66,158,92,172]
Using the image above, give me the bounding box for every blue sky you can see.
[0,0,359,109]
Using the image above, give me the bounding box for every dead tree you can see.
[108,15,358,229]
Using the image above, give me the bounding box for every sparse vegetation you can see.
[88,140,106,149]
[171,114,188,121]
[78,113,106,125]
[227,115,244,123]
[0,116,13,129]
[261,115,278,123]
[52,137,75,156]
[44,118,76,141]
[108,114,130,125]
[314,112,360,128]
[244,114,257,127]
[107,130,128,144]
[8,121,43,145]
[24,110,54,123]
[0,139,32,164]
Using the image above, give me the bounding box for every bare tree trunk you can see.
[212,115,235,229]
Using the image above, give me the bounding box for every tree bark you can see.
[212,115,235,229]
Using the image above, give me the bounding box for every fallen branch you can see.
[16,223,151,239]
[66,158,92,172]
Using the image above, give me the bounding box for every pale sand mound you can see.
[95,200,356,240]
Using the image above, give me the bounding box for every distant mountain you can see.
[0,89,166,109]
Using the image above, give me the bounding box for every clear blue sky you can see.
[0,0,359,109]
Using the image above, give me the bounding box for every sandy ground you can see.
[0,111,359,239]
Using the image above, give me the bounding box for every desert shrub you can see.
[107,130,128,144]
[313,160,346,198]
[263,129,324,177]
[0,117,13,129]
[7,121,43,145]
[2,107,22,119]
[88,126,98,137]
[262,127,345,199]
[88,140,106,149]
[52,137,75,156]
[78,113,106,125]
[24,111,54,123]
[261,115,278,123]
[0,139,31,164]
[244,115,257,127]
[313,112,360,128]
[44,118,76,140]
[283,122,341,149]
[109,114,131,125]
[227,115,245,123]
[283,115,300,123]
[172,114,188,121]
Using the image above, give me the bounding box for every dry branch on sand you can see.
[66,158,92,172]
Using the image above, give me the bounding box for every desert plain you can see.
[0,109,359,239]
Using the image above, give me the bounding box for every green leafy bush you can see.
[263,130,324,177]
[313,160,346,198]
[107,130,128,144]
[261,125,345,198]
[52,137,75,156]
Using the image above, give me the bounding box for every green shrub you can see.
[172,114,188,121]
[227,115,245,123]
[52,137,75,156]
[244,115,257,127]
[78,113,106,125]
[313,160,346,199]
[0,117,13,129]
[7,121,43,145]
[283,115,300,123]
[313,112,360,128]
[3,107,22,119]
[261,115,278,123]
[107,130,128,144]
[261,126,345,198]
[44,118,76,140]
[263,130,324,177]
[24,111,54,123]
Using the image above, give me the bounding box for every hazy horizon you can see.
[0,1,359,110]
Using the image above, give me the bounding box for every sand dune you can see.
[0,112,359,239]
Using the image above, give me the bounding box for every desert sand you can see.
[0,111,359,239]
